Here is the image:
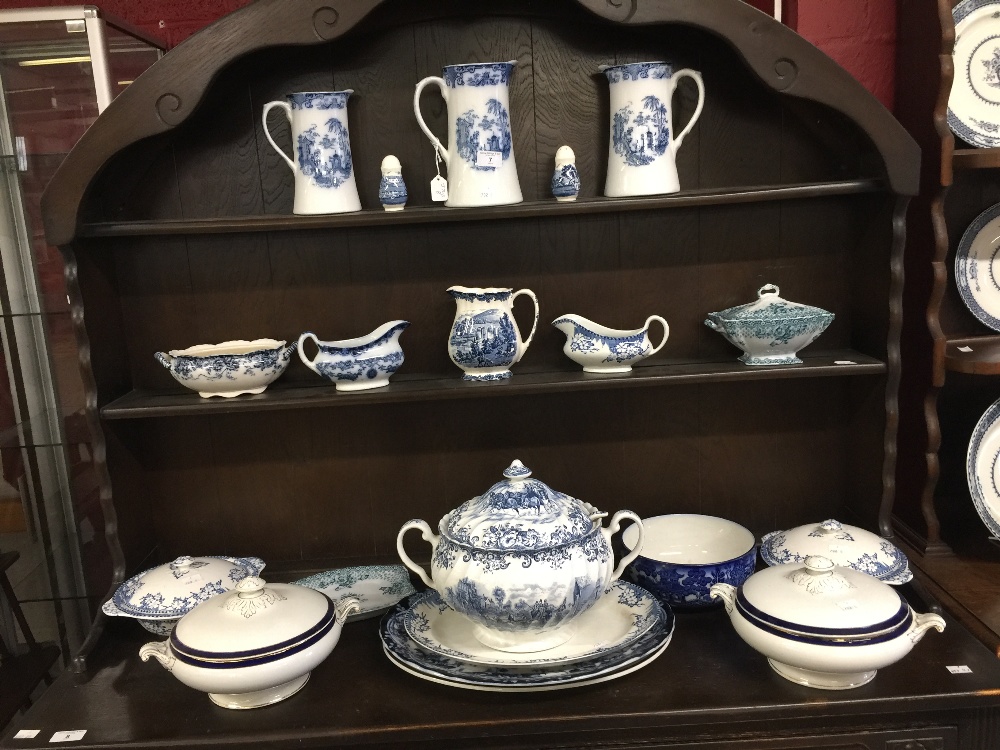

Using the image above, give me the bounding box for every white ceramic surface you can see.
[760,519,912,585]
[622,514,754,564]
[710,557,945,690]
[403,581,659,667]
[154,339,294,398]
[967,396,1000,538]
[704,284,834,366]
[140,577,360,709]
[298,320,409,391]
[955,203,1000,331]
[602,61,704,197]
[446,286,538,381]
[948,0,1000,147]
[262,91,361,215]
[552,314,669,373]
[396,460,644,652]
[294,564,417,622]
[414,62,522,207]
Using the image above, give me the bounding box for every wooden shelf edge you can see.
[944,334,1000,375]
[100,351,886,419]
[952,147,1000,171]
[78,180,886,238]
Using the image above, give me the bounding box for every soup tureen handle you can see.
[396,518,439,590]
[605,511,644,582]
[911,611,946,642]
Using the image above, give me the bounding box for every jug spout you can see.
[367,319,410,347]
[552,315,582,338]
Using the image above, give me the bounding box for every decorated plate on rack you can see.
[955,203,1000,330]
[949,0,1000,147]
[380,590,674,691]
[403,581,660,667]
[967,396,1000,538]
[294,564,416,622]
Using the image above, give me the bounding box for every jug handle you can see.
[297,332,322,375]
[413,77,451,168]
[262,100,296,172]
[396,519,439,590]
[608,510,644,582]
[512,288,540,360]
[644,315,670,356]
[669,69,705,153]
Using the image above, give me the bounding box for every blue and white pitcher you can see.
[263,91,361,215]
[414,62,522,207]
[447,286,538,381]
[602,62,705,197]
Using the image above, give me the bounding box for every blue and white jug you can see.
[447,286,538,381]
[263,91,361,215]
[414,62,522,208]
[602,62,705,197]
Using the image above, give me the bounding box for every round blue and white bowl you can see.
[622,514,757,609]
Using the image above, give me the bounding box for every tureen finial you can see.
[803,556,835,574]
[236,576,266,598]
[503,460,532,480]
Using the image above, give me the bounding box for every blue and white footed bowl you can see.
[622,514,756,609]
[705,284,834,366]
[553,313,669,373]
[396,460,644,652]
[155,339,294,398]
[298,320,409,392]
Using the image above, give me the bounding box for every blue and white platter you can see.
[949,0,1000,147]
[403,581,660,667]
[956,203,1000,331]
[294,565,416,622]
[967,397,1000,538]
[380,586,674,691]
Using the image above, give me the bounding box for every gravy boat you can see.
[298,320,409,391]
[552,314,669,373]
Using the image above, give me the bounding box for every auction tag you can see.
[958,346,974,353]
[50,731,86,742]
[476,150,502,168]
[14,730,39,739]
[430,175,448,202]
[834,360,857,365]
[947,665,973,674]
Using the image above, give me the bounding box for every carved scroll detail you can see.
[773,58,798,91]
[604,0,637,23]
[313,7,340,40]
[155,93,184,126]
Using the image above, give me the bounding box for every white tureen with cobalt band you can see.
[760,519,912,585]
[102,555,265,635]
[710,556,945,690]
[397,460,644,652]
[140,576,360,709]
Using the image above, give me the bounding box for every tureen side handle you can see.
[605,510,644,583]
[154,352,174,369]
[335,596,363,624]
[709,583,737,613]
[139,641,175,672]
[396,519,439,590]
[910,611,946,642]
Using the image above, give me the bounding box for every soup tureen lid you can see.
[170,577,335,661]
[738,556,909,637]
[106,555,265,620]
[760,519,911,584]
[710,284,832,322]
[441,460,599,552]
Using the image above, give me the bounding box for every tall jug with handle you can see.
[414,62,523,208]
[602,62,705,197]
[447,286,538,381]
[262,91,362,215]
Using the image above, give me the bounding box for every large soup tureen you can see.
[397,460,644,653]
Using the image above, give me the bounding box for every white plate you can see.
[294,565,416,622]
[949,0,1000,147]
[967,397,1000,538]
[955,203,1000,330]
[403,581,659,667]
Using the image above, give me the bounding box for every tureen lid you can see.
[171,577,334,661]
[441,460,600,551]
[710,284,832,322]
[738,556,909,636]
[107,555,265,619]
[760,519,911,584]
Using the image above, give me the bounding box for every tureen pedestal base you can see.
[208,673,310,709]
[473,623,576,653]
[583,365,631,374]
[767,660,876,690]
[738,353,802,366]
[198,386,267,398]
[461,368,513,382]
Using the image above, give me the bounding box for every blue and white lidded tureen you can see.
[704,284,834,365]
[397,460,645,653]
[102,555,265,635]
[760,519,912,585]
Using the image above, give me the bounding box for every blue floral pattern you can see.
[315,351,403,382]
[442,576,602,633]
[159,344,292,384]
[625,547,756,609]
[443,62,514,87]
[289,92,349,110]
[603,61,672,84]
[759,530,912,584]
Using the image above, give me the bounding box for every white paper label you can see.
[50,731,87,743]
[958,346,973,352]
[430,175,448,202]
[475,150,502,168]
[947,665,973,674]
[14,730,40,739]
[836,598,860,611]
[834,360,857,365]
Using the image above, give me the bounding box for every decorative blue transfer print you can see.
[449,289,511,304]
[297,116,353,189]
[955,202,1000,331]
[315,351,403,382]
[443,61,514,87]
[442,576,602,633]
[551,164,580,199]
[612,96,670,167]
[449,309,516,369]
[289,91,350,110]
[807,520,856,542]
[759,529,911,584]
[603,61,672,84]
[379,174,407,206]
[158,345,292,384]
[983,47,1000,88]
[625,546,756,609]
[967,396,1000,540]
[454,99,512,172]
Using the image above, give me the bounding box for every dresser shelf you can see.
[952,147,1000,171]
[944,335,1000,375]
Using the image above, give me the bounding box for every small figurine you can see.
[379,155,408,211]
[551,145,580,202]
